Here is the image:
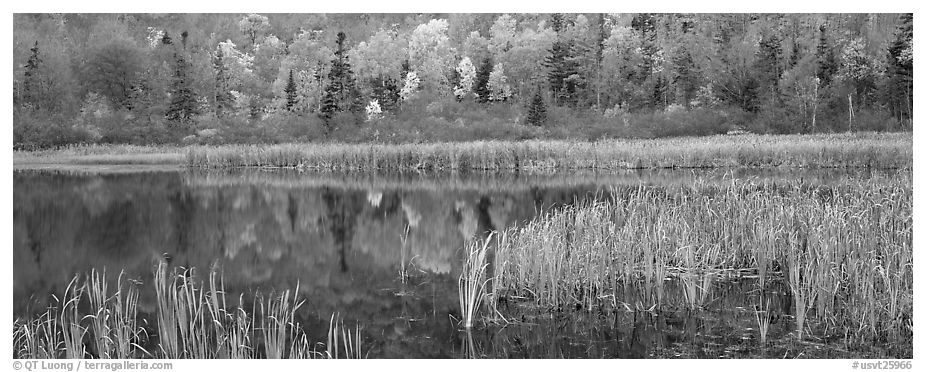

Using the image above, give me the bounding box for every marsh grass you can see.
[260,287,304,358]
[13,270,144,359]
[459,234,492,329]
[481,173,911,344]
[754,298,772,346]
[185,133,911,171]
[325,312,363,359]
[15,263,363,359]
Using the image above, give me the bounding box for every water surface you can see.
[13,167,902,358]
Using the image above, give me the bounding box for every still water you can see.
[13,168,899,358]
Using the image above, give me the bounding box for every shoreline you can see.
[14,132,913,172]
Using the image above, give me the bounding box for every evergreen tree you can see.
[672,44,697,107]
[320,31,363,124]
[370,76,400,112]
[474,56,492,103]
[166,52,199,127]
[754,32,783,101]
[213,47,233,118]
[544,13,578,106]
[319,84,339,121]
[525,89,547,126]
[815,25,837,86]
[789,36,801,69]
[884,13,913,123]
[21,41,43,110]
[285,69,298,111]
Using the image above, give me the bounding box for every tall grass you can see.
[13,270,143,359]
[185,133,911,170]
[458,234,492,329]
[755,298,772,345]
[14,263,363,359]
[324,312,363,359]
[481,173,911,343]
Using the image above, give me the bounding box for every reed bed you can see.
[13,263,363,359]
[15,144,186,166]
[185,133,911,171]
[483,173,912,344]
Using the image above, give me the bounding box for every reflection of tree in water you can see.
[321,187,366,273]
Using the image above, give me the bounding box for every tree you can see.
[837,38,878,107]
[399,71,421,101]
[487,63,512,102]
[488,14,517,57]
[20,41,44,110]
[815,25,838,86]
[883,13,912,124]
[525,89,547,126]
[165,51,199,127]
[284,69,298,111]
[474,57,493,103]
[213,46,234,118]
[320,32,362,123]
[349,28,407,111]
[672,44,698,108]
[544,14,578,106]
[408,19,455,95]
[239,13,271,49]
[82,40,144,110]
[754,32,783,103]
[454,57,477,100]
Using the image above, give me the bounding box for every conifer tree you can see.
[543,13,577,106]
[884,13,913,123]
[320,32,362,124]
[754,33,782,101]
[166,52,199,127]
[525,89,547,126]
[474,56,492,103]
[815,25,837,86]
[285,69,298,111]
[213,47,233,118]
[21,41,43,110]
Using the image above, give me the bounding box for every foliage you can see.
[487,63,512,102]
[11,13,914,148]
[453,57,477,100]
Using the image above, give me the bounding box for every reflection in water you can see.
[12,168,901,358]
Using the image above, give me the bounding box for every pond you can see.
[12,167,906,358]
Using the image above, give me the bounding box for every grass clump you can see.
[14,263,363,359]
[479,173,911,346]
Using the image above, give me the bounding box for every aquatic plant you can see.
[458,233,492,329]
[482,173,912,344]
[14,264,363,359]
[325,312,363,359]
[183,132,911,171]
[754,298,772,346]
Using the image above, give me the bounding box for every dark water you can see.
[12,168,900,358]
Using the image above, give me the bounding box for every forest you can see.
[12,13,913,149]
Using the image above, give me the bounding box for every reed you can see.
[60,276,88,359]
[259,287,304,359]
[458,233,492,329]
[184,133,911,171]
[754,298,772,345]
[325,313,363,359]
[480,172,911,342]
[15,263,361,359]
